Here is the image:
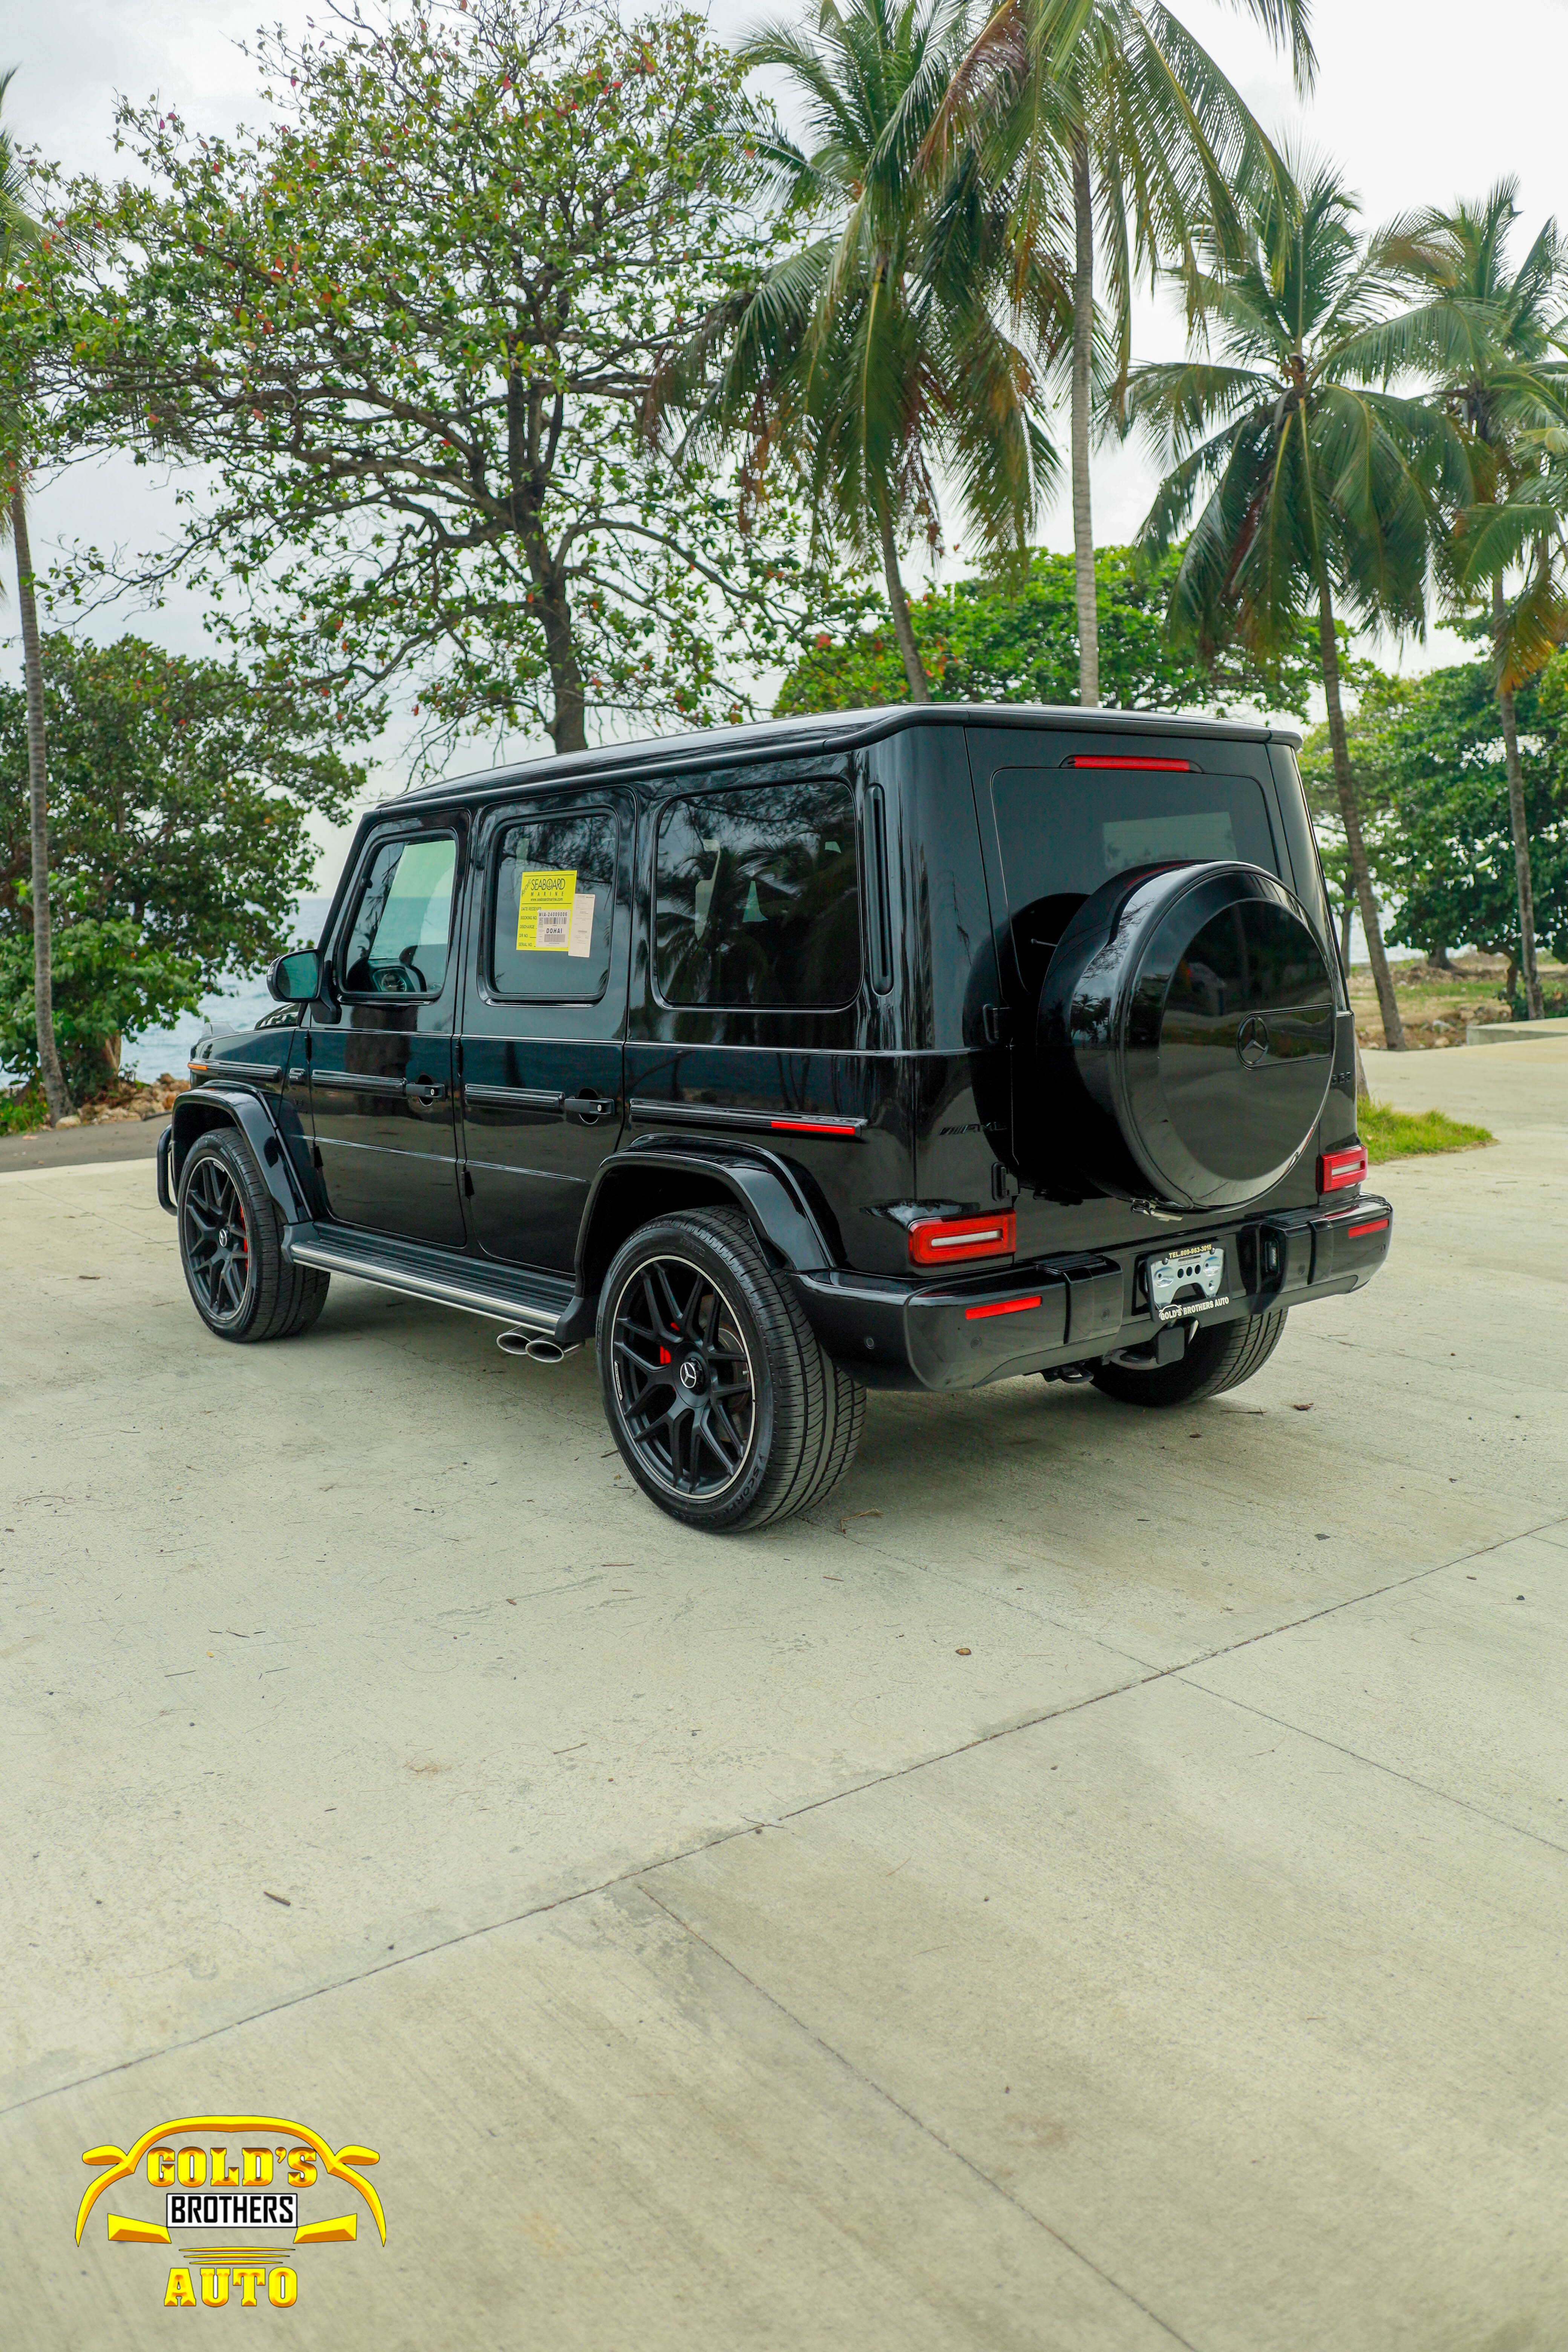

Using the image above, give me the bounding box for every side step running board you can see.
[282,1223,575,1335]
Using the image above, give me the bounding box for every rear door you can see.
[457,789,632,1274]
[963,725,1291,1164]
[308,816,466,1246]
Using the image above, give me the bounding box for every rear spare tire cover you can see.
[1034,861,1336,1209]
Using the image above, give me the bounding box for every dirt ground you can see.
[1346,950,1567,1048]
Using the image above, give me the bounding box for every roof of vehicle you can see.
[383,701,1303,813]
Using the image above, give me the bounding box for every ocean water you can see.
[119,897,334,1083]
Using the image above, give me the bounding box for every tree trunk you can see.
[1070,132,1098,709]
[1493,577,1544,1020]
[12,488,70,1121]
[1315,568,1404,1049]
[537,568,587,755]
[1429,944,1453,973]
[877,488,929,703]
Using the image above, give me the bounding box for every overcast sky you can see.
[5,0,1565,876]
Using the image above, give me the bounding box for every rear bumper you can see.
[792,1195,1393,1392]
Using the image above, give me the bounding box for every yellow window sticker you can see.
[516,869,576,952]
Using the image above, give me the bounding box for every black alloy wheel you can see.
[175,1127,331,1344]
[596,1209,865,1533]
[608,1253,756,1501]
[179,1148,256,1330]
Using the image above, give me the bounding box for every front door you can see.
[458,791,632,1274]
[309,820,466,1246]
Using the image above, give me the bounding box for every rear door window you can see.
[490,807,617,1001]
[986,757,1281,1000]
[654,778,860,1010]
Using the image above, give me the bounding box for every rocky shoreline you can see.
[50,1076,190,1130]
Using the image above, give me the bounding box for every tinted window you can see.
[341,833,456,997]
[989,765,1279,994]
[655,779,860,1010]
[491,809,616,1000]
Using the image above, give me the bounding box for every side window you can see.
[654,778,860,1011]
[490,807,616,1001]
[340,833,457,998]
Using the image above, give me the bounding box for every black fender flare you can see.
[574,1139,833,1317]
[166,1086,311,1226]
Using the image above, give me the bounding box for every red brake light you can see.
[1317,1143,1367,1194]
[908,1212,1017,1268]
[1071,756,1192,770]
[964,1294,1042,1321]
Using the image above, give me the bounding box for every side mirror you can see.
[267,947,329,1005]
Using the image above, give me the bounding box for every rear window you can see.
[654,778,860,1011]
[989,763,1280,993]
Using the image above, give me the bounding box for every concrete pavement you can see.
[2,1043,1565,2349]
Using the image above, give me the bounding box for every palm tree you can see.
[1125,157,1471,1052]
[929,0,1315,706]
[0,69,69,1120]
[1376,186,1568,1020]
[657,0,1065,702]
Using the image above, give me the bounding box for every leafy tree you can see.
[0,916,201,1096]
[776,542,1321,715]
[930,0,1314,706]
[1300,658,1568,988]
[1377,184,1568,1019]
[654,0,1063,704]
[48,0,818,758]
[0,634,361,987]
[0,69,70,1119]
[1126,157,1470,1049]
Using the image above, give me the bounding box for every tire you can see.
[1090,1308,1288,1408]
[597,1207,865,1533]
[177,1128,330,1344]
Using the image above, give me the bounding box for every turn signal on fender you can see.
[908,1212,1017,1268]
[1317,1143,1367,1194]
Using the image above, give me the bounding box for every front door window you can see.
[341,836,458,1000]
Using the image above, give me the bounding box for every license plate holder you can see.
[1147,1240,1229,1323]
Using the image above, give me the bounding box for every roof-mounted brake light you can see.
[1070,755,1192,770]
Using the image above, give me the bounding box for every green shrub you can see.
[0,1081,47,1135]
[0,919,202,1101]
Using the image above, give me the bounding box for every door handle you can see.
[563,1091,617,1126]
[404,1078,449,1106]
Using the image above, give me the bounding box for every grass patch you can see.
[1360,1099,1494,1162]
[0,1083,47,1136]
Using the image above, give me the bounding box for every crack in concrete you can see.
[6,1507,1564,2127]
[637,1882,1201,2352]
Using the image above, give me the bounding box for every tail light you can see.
[908,1212,1016,1268]
[1317,1143,1367,1194]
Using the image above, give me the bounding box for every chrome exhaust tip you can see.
[496,1330,576,1363]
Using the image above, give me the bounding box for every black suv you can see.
[159,704,1390,1531]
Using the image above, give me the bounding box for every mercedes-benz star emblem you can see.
[678,1358,702,1391]
[1236,1014,1271,1069]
